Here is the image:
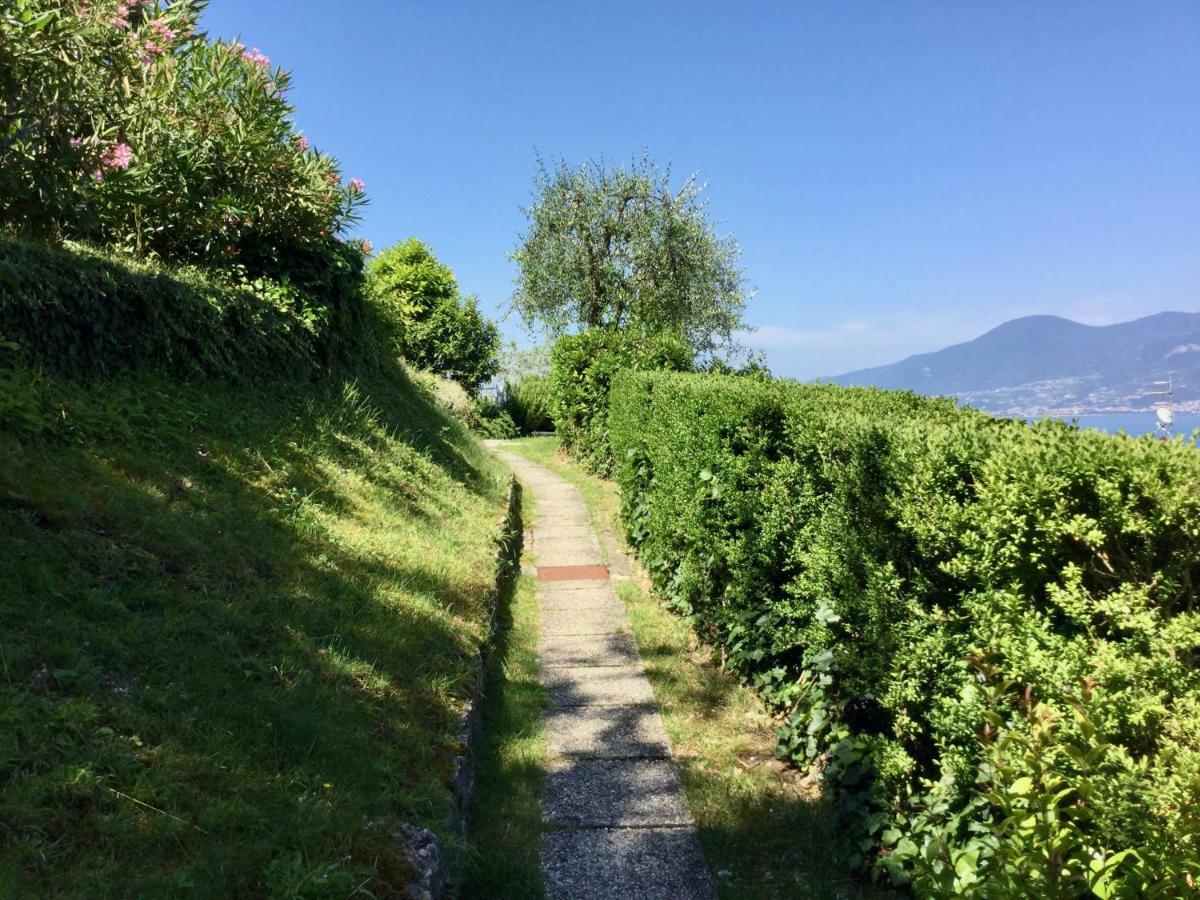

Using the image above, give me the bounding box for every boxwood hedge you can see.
[548,329,692,474]
[610,370,1200,895]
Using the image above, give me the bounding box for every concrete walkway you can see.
[490,447,715,900]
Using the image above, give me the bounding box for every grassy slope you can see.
[501,437,888,900]
[0,357,509,897]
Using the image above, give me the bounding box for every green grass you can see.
[461,566,546,898]
[462,474,546,899]
[499,436,889,900]
[0,356,510,897]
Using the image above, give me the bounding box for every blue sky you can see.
[201,1,1199,379]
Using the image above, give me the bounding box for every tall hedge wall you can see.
[609,370,1200,895]
[548,329,692,474]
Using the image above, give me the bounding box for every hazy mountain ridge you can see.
[829,311,1200,415]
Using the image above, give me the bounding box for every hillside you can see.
[829,311,1200,414]
[0,304,509,895]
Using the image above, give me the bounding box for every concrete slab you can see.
[536,546,605,568]
[542,666,655,707]
[542,759,693,827]
[537,578,622,593]
[539,632,641,668]
[542,828,716,900]
[541,606,628,636]
[539,592,623,613]
[544,704,672,759]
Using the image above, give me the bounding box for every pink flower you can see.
[348,178,365,194]
[69,137,84,149]
[100,142,133,171]
[241,47,270,68]
[295,134,310,152]
[92,169,105,183]
[362,239,374,254]
[149,19,175,43]
[111,2,129,27]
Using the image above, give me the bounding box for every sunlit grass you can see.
[0,362,509,897]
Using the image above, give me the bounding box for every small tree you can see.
[510,152,751,359]
[366,238,500,391]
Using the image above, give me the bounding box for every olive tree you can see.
[509,153,751,358]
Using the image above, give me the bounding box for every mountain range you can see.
[829,311,1200,415]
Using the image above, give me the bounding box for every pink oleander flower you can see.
[92,169,105,183]
[241,47,270,68]
[112,2,129,27]
[348,178,365,194]
[362,239,374,254]
[295,134,310,151]
[69,137,85,149]
[149,19,175,43]
[143,40,163,58]
[100,142,133,171]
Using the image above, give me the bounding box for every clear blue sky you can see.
[201,1,1199,379]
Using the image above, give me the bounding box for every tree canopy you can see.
[366,239,499,391]
[509,154,751,358]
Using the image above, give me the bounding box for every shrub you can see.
[365,239,500,392]
[471,400,519,440]
[609,370,1200,893]
[502,374,553,434]
[1,0,367,288]
[548,329,691,474]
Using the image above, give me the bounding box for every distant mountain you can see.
[829,312,1200,415]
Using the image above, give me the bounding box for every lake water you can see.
[1026,412,1200,439]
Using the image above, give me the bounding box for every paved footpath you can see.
[490,446,716,900]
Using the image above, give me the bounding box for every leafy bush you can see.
[471,400,519,440]
[1,0,367,286]
[502,374,553,434]
[609,371,1200,894]
[548,328,692,473]
[365,239,500,392]
[0,238,364,377]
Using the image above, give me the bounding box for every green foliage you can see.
[0,356,510,895]
[608,371,1200,894]
[503,374,553,435]
[366,239,500,392]
[549,329,692,474]
[0,237,366,377]
[472,399,520,440]
[1,0,366,284]
[510,153,751,358]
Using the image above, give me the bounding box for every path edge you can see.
[400,475,523,899]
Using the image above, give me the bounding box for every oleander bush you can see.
[548,328,692,474]
[609,370,1200,895]
[2,0,366,275]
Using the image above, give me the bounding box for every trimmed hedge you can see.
[548,329,692,474]
[610,371,1200,895]
[0,238,366,378]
